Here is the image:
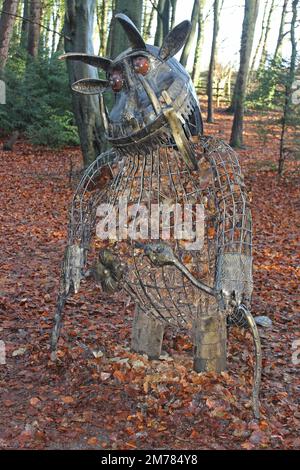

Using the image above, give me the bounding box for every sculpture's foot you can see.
[228,310,272,329]
[254,316,272,328]
[193,297,227,373]
[131,307,165,359]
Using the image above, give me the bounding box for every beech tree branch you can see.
[0,9,71,41]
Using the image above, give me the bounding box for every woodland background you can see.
[0,0,299,451]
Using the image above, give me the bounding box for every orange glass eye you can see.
[110,69,123,92]
[133,56,150,76]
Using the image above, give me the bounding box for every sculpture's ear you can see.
[159,21,192,61]
[59,53,112,71]
[71,78,109,95]
[115,13,146,49]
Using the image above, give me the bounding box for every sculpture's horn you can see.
[115,13,146,50]
[59,53,112,71]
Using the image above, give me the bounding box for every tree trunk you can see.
[273,0,288,64]
[191,0,205,86]
[278,0,298,176]
[3,130,19,150]
[142,1,148,37]
[180,0,200,68]
[229,0,259,148]
[162,0,170,39]
[108,0,143,59]
[12,1,23,40]
[206,0,220,123]
[97,0,110,56]
[64,0,103,167]
[27,0,41,57]
[154,0,167,47]
[20,0,29,48]
[170,0,177,29]
[0,0,19,74]
[56,28,65,53]
[258,0,275,70]
[249,0,268,74]
[144,0,157,42]
[41,3,51,55]
[51,6,60,56]
[56,1,65,53]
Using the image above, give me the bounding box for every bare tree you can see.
[278,0,299,175]
[170,0,177,29]
[96,0,111,56]
[27,0,41,57]
[230,0,259,148]
[56,1,66,53]
[154,0,167,47]
[180,0,200,68]
[162,0,171,39]
[207,0,221,123]
[250,0,269,73]
[107,0,143,58]
[142,1,149,37]
[64,0,103,167]
[143,0,157,42]
[50,2,61,56]
[258,0,275,69]
[0,0,19,74]
[20,0,29,48]
[41,3,51,53]
[273,0,289,64]
[191,0,206,86]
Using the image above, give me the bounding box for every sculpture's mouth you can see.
[106,112,168,147]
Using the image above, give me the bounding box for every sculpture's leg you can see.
[193,295,227,373]
[131,306,165,359]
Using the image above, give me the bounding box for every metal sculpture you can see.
[51,14,265,418]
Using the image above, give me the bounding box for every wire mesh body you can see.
[101,141,214,326]
[64,136,252,328]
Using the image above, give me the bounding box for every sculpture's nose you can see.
[122,110,140,131]
[122,111,135,123]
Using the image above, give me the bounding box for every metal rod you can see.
[236,304,262,419]
[138,74,162,116]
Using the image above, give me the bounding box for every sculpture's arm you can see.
[61,149,119,293]
[199,136,253,307]
[51,149,119,357]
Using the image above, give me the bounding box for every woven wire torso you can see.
[68,136,252,328]
[102,140,215,326]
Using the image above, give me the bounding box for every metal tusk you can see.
[161,90,198,170]
[138,74,162,116]
[99,94,109,134]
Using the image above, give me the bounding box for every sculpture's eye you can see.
[133,56,150,76]
[110,68,123,92]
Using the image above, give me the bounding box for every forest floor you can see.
[0,106,299,450]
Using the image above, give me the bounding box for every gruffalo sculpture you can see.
[51,14,263,418]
